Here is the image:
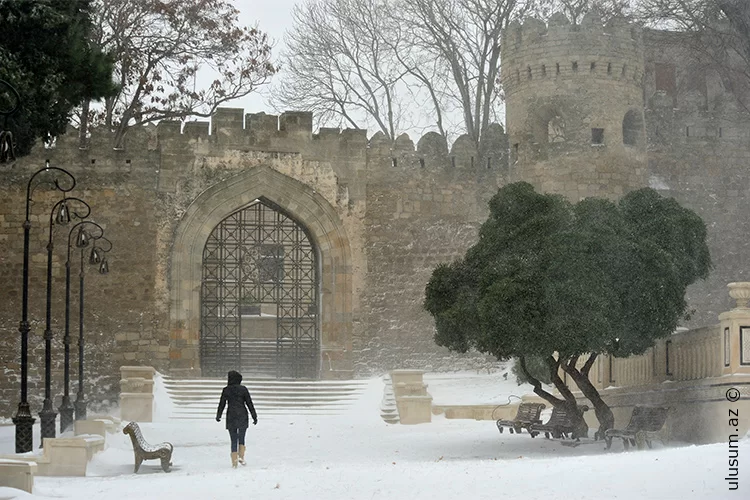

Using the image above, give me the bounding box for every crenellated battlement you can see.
[501,12,644,96]
[16,108,508,189]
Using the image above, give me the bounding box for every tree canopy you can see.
[424,182,711,436]
[80,0,276,148]
[0,0,116,157]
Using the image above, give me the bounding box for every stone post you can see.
[119,366,155,422]
[390,369,432,424]
[719,283,750,375]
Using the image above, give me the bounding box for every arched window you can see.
[548,116,565,143]
[532,107,565,145]
[622,109,643,146]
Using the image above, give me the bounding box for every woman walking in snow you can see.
[216,370,258,468]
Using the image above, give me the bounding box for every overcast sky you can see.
[233,0,299,117]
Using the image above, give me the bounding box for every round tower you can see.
[501,12,647,200]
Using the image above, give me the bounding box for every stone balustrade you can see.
[558,283,750,392]
[553,282,750,443]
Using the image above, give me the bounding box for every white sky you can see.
[232,0,300,117]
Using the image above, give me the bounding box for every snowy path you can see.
[0,377,747,499]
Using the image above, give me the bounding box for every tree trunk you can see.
[78,99,90,150]
[545,356,589,439]
[561,353,615,440]
[518,356,565,408]
[517,356,589,439]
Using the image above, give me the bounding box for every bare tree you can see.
[635,0,750,112]
[81,0,276,148]
[276,0,541,149]
[398,0,535,150]
[275,0,410,139]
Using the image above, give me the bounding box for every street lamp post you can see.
[13,160,76,453]
[39,197,91,443]
[75,236,111,422]
[59,221,104,433]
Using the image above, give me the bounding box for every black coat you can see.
[216,370,257,430]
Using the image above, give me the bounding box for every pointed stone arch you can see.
[168,166,353,378]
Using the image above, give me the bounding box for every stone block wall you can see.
[0,162,166,419]
[642,29,750,327]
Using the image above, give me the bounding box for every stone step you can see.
[163,378,369,387]
[170,412,341,418]
[173,401,354,408]
[165,385,363,393]
[170,396,361,404]
[162,377,370,419]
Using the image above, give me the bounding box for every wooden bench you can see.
[123,421,173,473]
[605,405,670,450]
[496,402,546,436]
[529,404,589,440]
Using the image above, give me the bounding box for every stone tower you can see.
[501,12,647,200]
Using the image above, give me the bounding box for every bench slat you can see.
[123,422,173,473]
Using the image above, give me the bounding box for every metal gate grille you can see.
[200,198,319,378]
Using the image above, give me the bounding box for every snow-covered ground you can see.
[0,373,748,499]
[425,366,550,406]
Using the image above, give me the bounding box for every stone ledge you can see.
[433,404,516,421]
[396,395,433,425]
[120,377,155,394]
[120,392,155,423]
[120,366,156,380]
[0,435,105,477]
[0,459,37,493]
[75,418,117,437]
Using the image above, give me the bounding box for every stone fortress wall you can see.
[0,108,506,417]
[0,12,749,417]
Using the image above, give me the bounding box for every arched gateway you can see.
[200,198,319,378]
[169,166,353,379]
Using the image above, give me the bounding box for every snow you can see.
[0,374,747,499]
[425,367,552,406]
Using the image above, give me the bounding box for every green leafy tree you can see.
[424,182,711,438]
[0,0,116,157]
[511,355,551,385]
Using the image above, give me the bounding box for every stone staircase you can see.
[379,374,399,424]
[162,376,370,419]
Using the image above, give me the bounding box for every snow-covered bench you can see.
[605,405,670,450]
[123,422,173,473]
[495,402,546,436]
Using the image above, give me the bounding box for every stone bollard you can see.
[390,370,432,424]
[119,366,156,422]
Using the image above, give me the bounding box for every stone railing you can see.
[559,282,750,392]
[604,325,722,389]
[552,282,750,443]
[119,366,156,422]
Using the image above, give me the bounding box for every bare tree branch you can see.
[81,0,276,147]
